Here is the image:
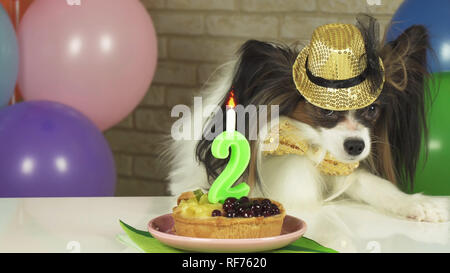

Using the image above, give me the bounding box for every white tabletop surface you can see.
[0,196,449,253]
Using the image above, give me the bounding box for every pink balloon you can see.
[18,0,157,130]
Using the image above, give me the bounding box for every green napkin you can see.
[117,220,337,253]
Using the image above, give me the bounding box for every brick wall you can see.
[106,0,404,196]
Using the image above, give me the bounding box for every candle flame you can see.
[227,89,236,108]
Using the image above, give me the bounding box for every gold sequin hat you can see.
[293,23,385,111]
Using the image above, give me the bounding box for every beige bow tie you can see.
[263,119,359,176]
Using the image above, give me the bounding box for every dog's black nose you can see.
[344,139,365,156]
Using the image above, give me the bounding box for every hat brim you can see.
[293,46,385,111]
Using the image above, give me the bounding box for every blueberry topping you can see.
[221,197,280,218]
[239,196,250,204]
[225,210,237,218]
[224,197,237,205]
[211,210,222,217]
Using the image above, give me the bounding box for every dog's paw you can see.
[396,194,449,222]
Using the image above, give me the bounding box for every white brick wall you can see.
[107,0,404,196]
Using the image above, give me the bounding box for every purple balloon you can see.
[0,101,116,197]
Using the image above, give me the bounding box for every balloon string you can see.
[10,0,20,105]
[14,0,19,26]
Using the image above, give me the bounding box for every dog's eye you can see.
[366,104,379,119]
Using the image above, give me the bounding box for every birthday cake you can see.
[172,190,286,239]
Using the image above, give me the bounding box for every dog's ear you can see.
[376,25,431,191]
[381,25,430,91]
[232,40,299,107]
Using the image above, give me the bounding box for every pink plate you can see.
[148,214,307,253]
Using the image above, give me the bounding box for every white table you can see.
[0,196,449,253]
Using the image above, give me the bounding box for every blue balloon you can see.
[0,6,19,108]
[386,0,450,73]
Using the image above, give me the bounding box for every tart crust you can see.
[172,197,286,239]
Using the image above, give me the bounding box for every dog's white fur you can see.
[168,61,449,223]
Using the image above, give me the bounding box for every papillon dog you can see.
[167,15,448,222]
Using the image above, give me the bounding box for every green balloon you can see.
[413,72,450,195]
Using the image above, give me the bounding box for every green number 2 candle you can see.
[208,130,251,204]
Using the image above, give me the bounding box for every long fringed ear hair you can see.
[370,17,432,192]
[195,40,302,187]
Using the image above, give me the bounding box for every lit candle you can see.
[208,90,251,204]
[226,90,236,133]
